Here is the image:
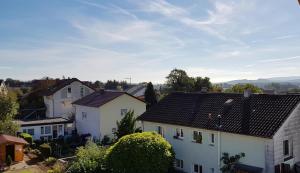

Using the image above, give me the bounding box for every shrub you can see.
[19,133,33,145]
[44,157,57,166]
[101,135,110,145]
[40,143,52,159]
[49,162,65,173]
[67,141,106,173]
[105,132,175,173]
[6,155,12,166]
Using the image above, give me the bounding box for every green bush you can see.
[101,135,110,145]
[40,143,52,159]
[19,133,33,145]
[105,132,175,173]
[44,157,57,166]
[68,141,106,173]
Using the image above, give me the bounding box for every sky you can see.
[1,0,300,83]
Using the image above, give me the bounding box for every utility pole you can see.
[125,77,132,85]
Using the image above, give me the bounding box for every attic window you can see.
[67,87,72,98]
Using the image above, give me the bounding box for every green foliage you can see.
[19,133,33,145]
[44,157,57,166]
[0,95,19,135]
[48,162,65,173]
[114,110,141,139]
[40,143,52,159]
[68,141,106,173]
[211,84,223,93]
[6,155,12,166]
[166,68,212,92]
[101,135,111,145]
[105,132,175,173]
[225,84,262,94]
[104,80,129,90]
[145,82,158,109]
[220,152,245,173]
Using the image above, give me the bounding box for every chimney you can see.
[244,89,252,98]
[241,97,251,134]
[201,87,208,93]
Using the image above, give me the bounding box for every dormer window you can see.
[67,87,72,98]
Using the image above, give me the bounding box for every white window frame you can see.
[193,131,202,143]
[58,125,63,134]
[157,126,164,137]
[175,158,184,169]
[67,87,72,98]
[175,128,184,139]
[192,164,203,173]
[121,109,128,116]
[82,112,87,120]
[283,139,293,158]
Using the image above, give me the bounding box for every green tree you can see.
[225,84,262,94]
[0,95,20,135]
[114,110,141,139]
[211,84,223,93]
[68,141,107,173]
[166,68,194,92]
[144,82,157,109]
[105,132,175,173]
[193,77,212,92]
[220,152,245,173]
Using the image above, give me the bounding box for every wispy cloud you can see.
[259,55,300,63]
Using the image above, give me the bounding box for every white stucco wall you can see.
[142,121,270,173]
[273,103,300,166]
[99,94,146,140]
[19,124,65,140]
[44,81,94,118]
[75,105,101,139]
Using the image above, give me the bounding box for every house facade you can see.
[43,78,95,118]
[139,92,300,173]
[73,90,146,141]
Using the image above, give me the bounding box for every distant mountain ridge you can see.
[225,76,300,85]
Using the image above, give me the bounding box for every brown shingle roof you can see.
[73,90,144,108]
[0,134,28,145]
[138,92,300,138]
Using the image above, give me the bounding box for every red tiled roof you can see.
[0,134,28,145]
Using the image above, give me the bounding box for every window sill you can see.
[192,140,202,144]
[209,143,215,146]
[173,136,184,140]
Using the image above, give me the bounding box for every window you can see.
[193,131,202,143]
[27,129,34,136]
[80,86,84,97]
[121,109,128,116]
[157,126,164,137]
[45,126,51,134]
[67,87,72,98]
[41,127,44,135]
[193,164,202,173]
[175,128,184,139]
[82,112,87,120]
[283,140,289,156]
[58,125,63,134]
[211,133,215,144]
[23,129,26,133]
[175,159,183,169]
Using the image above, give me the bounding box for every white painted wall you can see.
[142,121,271,173]
[273,103,300,166]
[75,105,101,139]
[44,81,94,118]
[19,124,65,140]
[74,94,146,141]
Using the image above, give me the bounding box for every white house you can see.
[138,92,300,173]
[43,78,95,118]
[73,90,146,141]
[17,118,73,140]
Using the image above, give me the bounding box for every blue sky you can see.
[1,0,300,83]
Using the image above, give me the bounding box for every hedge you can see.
[40,143,52,159]
[105,132,175,173]
[19,133,33,145]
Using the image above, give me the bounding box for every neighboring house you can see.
[73,90,146,141]
[43,78,95,118]
[126,83,147,100]
[138,91,300,173]
[16,118,73,140]
[0,80,8,96]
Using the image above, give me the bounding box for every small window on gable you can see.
[67,87,72,98]
[121,109,128,116]
[193,131,202,143]
[283,140,290,156]
[82,112,87,120]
